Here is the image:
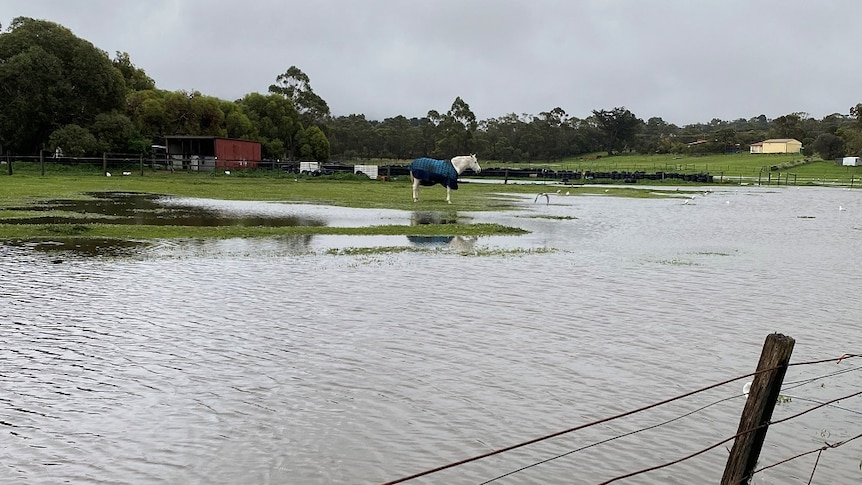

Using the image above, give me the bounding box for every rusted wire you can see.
[807,448,824,485]
[789,353,860,366]
[597,391,862,484]
[381,354,861,484]
[749,447,824,476]
[480,394,741,484]
[749,431,862,481]
[782,363,862,391]
[382,370,761,484]
[770,390,862,426]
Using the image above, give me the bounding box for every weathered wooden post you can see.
[40,149,45,176]
[721,333,795,484]
[102,152,107,175]
[139,154,144,176]
[6,151,11,176]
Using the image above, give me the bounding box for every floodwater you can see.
[1,186,861,484]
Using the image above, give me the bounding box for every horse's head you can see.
[450,154,481,175]
[469,154,481,174]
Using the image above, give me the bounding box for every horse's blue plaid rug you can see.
[408,158,459,189]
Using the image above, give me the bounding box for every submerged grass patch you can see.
[39,224,92,236]
[0,222,526,240]
[652,258,699,266]
[527,215,578,220]
[327,246,558,257]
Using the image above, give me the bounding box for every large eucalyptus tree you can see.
[0,18,126,154]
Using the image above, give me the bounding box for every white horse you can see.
[409,154,481,204]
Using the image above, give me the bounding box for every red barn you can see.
[164,136,262,171]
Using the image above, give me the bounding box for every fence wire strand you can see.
[750,431,862,483]
[596,390,862,484]
[479,393,742,484]
[382,353,861,485]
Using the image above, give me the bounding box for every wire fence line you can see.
[382,353,862,485]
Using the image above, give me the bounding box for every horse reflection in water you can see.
[408,154,481,204]
[407,211,477,251]
[406,235,477,252]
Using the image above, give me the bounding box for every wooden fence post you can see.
[721,333,795,484]
[6,152,11,176]
[40,149,45,176]
[139,154,144,176]
[102,152,107,175]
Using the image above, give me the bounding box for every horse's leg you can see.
[412,177,419,202]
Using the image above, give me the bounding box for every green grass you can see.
[479,153,862,185]
[0,222,526,240]
[2,153,858,242]
[0,167,685,211]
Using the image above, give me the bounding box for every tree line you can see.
[2,17,861,164]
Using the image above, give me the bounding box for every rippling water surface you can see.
[2,186,861,484]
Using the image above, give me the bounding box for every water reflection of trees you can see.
[165,235,316,256]
[14,238,147,257]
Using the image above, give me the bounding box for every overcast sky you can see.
[2,0,861,126]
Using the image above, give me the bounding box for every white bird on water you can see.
[839,205,846,211]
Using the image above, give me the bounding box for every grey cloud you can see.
[2,0,860,125]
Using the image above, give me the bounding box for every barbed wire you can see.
[750,431,862,483]
[480,393,743,484]
[779,394,862,417]
[782,363,862,391]
[597,390,862,484]
[382,353,860,485]
[381,369,761,485]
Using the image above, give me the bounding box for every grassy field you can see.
[1,152,859,241]
[478,152,862,185]
[0,164,678,209]
[5,151,861,183]
[0,169,596,240]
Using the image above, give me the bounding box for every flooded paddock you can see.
[1,186,861,484]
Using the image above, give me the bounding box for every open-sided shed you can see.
[164,136,262,171]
